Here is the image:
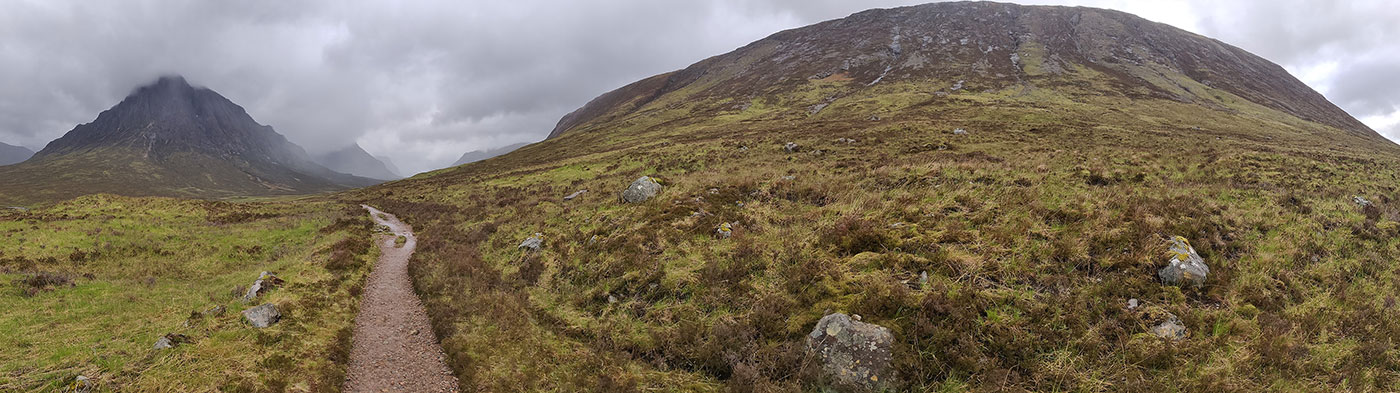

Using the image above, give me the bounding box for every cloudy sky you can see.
[0,1,1395,174]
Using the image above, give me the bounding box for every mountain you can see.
[375,155,405,177]
[314,143,402,180]
[548,2,1375,140]
[451,142,529,166]
[354,3,1400,391]
[0,76,376,205]
[0,142,33,165]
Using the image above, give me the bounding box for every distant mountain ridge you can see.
[0,76,376,205]
[0,142,32,166]
[314,144,402,180]
[452,142,529,166]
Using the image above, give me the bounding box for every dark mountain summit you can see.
[0,142,33,166]
[0,76,375,205]
[314,143,402,180]
[549,1,1374,140]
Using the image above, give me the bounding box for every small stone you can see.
[152,333,190,349]
[1354,195,1373,207]
[716,222,733,239]
[607,295,618,304]
[952,128,968,135]
[518,233,544,251]
[708,188,720,195]
[784,142,800,153]
[918,271,929,289]
[563,190,588,201]
[1127,298,1139,309]
[782,175,796,181]
[1150,315,1187,341]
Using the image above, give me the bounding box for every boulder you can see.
[241,272,284,302]
[806,313,894,391]
[1158,236,1209,288]
[242,304,281,328]
[620,176,662,203]
[563,189,588,201]
[518,233,544,251]
[1150,314,1187,340]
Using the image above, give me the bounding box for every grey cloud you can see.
[0,1,1393,173]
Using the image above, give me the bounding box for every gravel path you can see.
[344,205,459,392]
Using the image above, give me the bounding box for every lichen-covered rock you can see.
[806,313,894,391]
[242,303,281,328]
[518,233,544,251]
[620,176,662,203]
[716,222,733,239]
[1158,236,1209,288]
[1150,315,1187,340]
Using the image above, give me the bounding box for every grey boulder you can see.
[1158,236,1209,288]
[806,313,894,391]
[242,304,281,328]
[620,176,662,203]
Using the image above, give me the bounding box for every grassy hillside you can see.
[0,195,373,392]
[350,79,1400,391]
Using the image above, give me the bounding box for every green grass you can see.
[0,195,374,392]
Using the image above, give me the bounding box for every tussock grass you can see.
[347,78,1400,392]
[0,195,375,392]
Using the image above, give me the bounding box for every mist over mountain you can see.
[0,142,33,166]
[314,144,402,180]
[451,142,529,166]
[0,76,376,205]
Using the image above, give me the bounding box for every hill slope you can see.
[0,76,376,205]
[351,2,1400,391]
[315,143,402,180]
[0,142,33,165]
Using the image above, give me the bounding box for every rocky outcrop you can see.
[806,313,894,391]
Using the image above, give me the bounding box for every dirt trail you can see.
[344,205,458,392]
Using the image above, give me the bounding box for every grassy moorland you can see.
[349,78,1400,391]
[0,195,373,392]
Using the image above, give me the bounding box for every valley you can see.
[2,1,1398,392]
